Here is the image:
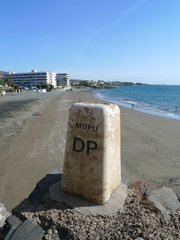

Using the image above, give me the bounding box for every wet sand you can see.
[0,90,180,210]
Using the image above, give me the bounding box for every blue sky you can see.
[1,0,180,84]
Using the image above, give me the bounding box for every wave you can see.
[93,88,180,121]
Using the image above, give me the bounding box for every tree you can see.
[4,78,14,87]
[0,79,5,85]
[79,80,90,87]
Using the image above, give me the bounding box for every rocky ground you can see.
[16,198,180,240]
[0,181,179,240]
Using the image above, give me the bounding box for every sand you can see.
[0,90,180,211]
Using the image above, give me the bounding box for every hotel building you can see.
[56,73,70,87]
[4,70,57,88]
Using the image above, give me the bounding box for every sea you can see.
[93,85,180,120]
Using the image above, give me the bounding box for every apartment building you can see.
[4,70,57,88]
[56,73,70,86]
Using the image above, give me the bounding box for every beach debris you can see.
[32,112,42,117]
[168,177,176,183]
[0,203,10,228]
[145,186,180,221]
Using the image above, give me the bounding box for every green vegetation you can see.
[0,78,15,92]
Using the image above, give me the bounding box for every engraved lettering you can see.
[75,122,82,128]
[87,140,98,155]
[72,137,98,155]
[75,122,98,132]
[93,126,98,132]
[87,125,92,130]
[73,137,85,152]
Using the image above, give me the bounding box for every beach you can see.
[0,90,180,211]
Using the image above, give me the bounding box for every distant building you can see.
[56,73,70,87]
[4,70,57,88]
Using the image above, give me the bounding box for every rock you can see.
[6,215,22,227]
[0,203,10,227]
[128,181,146,201]
[4,219,44,240]
[4,215,22,240]
[145,187,180,221]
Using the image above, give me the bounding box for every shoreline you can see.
[0,90,180,210]
[93,87,180,121]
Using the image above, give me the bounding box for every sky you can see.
[1,0,180,84]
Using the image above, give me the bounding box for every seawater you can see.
[94,85,180,120]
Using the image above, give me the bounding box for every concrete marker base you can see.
[49,180,127,216]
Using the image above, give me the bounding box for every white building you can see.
[56,73,70,87]
[4,70,57,88]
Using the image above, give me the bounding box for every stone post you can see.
[61,103,121,204]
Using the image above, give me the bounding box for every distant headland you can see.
[70,79,147,89]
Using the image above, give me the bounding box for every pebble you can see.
[1,194,180,240]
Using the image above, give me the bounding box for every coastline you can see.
[0,90,180,211]
[93,86,180,121]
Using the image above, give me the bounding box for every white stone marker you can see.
[61,103,121,204]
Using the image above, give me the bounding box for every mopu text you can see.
[75,122,98,132]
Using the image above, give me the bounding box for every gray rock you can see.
[6,219,44,240]
[6,215,22,227]
[145,186,180,221]
[0,203,10,227]
[4,215,23,240]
